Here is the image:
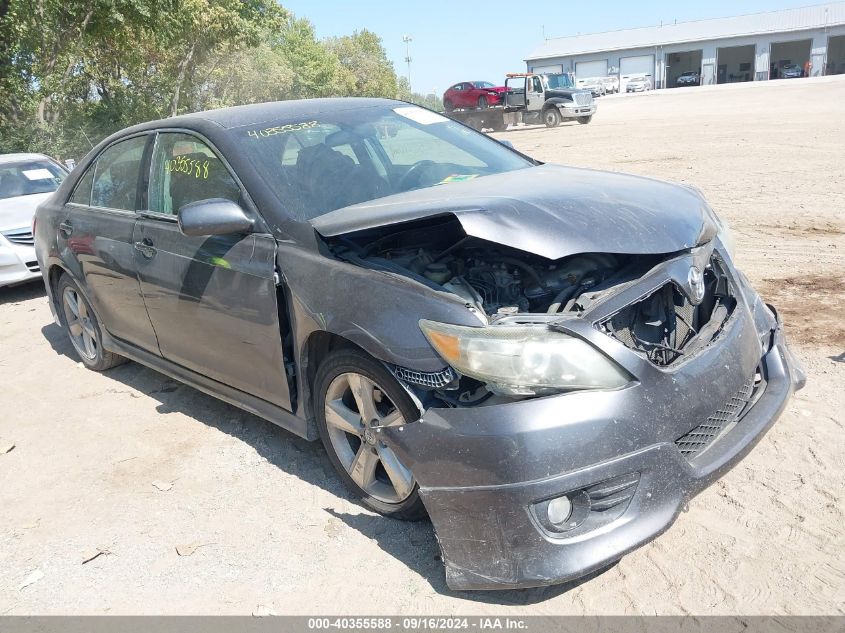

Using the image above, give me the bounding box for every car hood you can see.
[0,192,52,232]
[546,88,591,100]
[311,165,717,260]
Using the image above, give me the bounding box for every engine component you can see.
[330,222,656,318]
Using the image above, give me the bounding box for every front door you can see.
[527,75,546,111]
[133,131,292,409]
[59,134,160,352]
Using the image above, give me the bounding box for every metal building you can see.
[526,2,845,90]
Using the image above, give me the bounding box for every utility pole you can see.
[403,35,413,94]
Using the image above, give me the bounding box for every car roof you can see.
[0,153,53,165]
[132,97,403,132]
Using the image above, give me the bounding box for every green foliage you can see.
[396,76,444,112]
[0,1,403,160]
[325,29,398,97]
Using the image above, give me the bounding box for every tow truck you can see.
[445,72,597,131]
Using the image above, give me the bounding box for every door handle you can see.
[134,239,156,258]
[59,221,73,237]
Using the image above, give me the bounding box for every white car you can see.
[601,76,619,94]
[0,153,67,288]
[625,75,653,93]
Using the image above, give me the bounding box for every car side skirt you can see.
[103,331,313,440]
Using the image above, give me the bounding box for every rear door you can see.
[59,134,160,352]
[133,131,292,409]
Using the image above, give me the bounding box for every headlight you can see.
[419,320,633,396]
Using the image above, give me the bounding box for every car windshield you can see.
[473,81,494,88]
[0,159,65,201]
[231,104,533,221]
[545,74,575,89]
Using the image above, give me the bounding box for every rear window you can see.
[0,160,66,200]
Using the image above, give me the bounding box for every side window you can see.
[532,77,543,93]
[148,133,240,215]
[452,84,463,91]
[91,136,147,211]
[69,166,94,205]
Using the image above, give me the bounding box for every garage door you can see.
[532,64,563,74]
[620,54,654,77]
[575,60,608,79]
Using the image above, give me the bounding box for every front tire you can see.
[57,274,126,371]
[315,348,427,520]
[543,107,561,128]
[578,116,593,124]
[477,95,488,109]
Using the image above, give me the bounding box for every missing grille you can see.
[599,257,734,366]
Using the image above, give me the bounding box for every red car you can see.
[443,81,507,111]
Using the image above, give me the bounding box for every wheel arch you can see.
[542,97,572,110]
[298,330,372,438]
[47,262,76,322]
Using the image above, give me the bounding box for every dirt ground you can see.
[1,77,843,616]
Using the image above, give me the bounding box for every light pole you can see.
[403,35,413,94]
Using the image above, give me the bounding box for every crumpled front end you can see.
[380,242,804,590]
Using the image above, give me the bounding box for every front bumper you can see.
[383,293,804,590]
[558,103,597,119]
[0,239,40,288]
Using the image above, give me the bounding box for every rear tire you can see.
[57,274,126,371]
[543,108,561,128]
[443,99,454,112]
[315,348,427,521]
[578,116,593,124]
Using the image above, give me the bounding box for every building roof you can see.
[527,2,845,61]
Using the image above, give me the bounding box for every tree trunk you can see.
[170,43,197,117]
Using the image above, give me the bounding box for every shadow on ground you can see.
[0,281,45,306]
[40,320,612,604]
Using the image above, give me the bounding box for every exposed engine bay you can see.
[325,215,735,402]
[326,215,664,318]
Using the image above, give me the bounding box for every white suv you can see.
[0,153,67,288]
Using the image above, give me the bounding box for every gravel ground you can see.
[1,76,843,615]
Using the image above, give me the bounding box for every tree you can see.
[396,76,443,111]
[275,17,341,99]
[324,29,397,98]
[0,1,408,159]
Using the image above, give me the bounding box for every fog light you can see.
[547,495,572,525]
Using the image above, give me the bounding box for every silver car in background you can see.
[626,75,653,93]
[0,153,66,288]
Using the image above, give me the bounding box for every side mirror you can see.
[177,198,253,237]
[499,139,515,150]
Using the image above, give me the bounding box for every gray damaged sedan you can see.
[34,98,805,590]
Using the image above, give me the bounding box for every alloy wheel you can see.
[323,372,415,504]
[62,287,98,361]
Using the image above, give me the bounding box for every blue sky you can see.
[282,0,812,94]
